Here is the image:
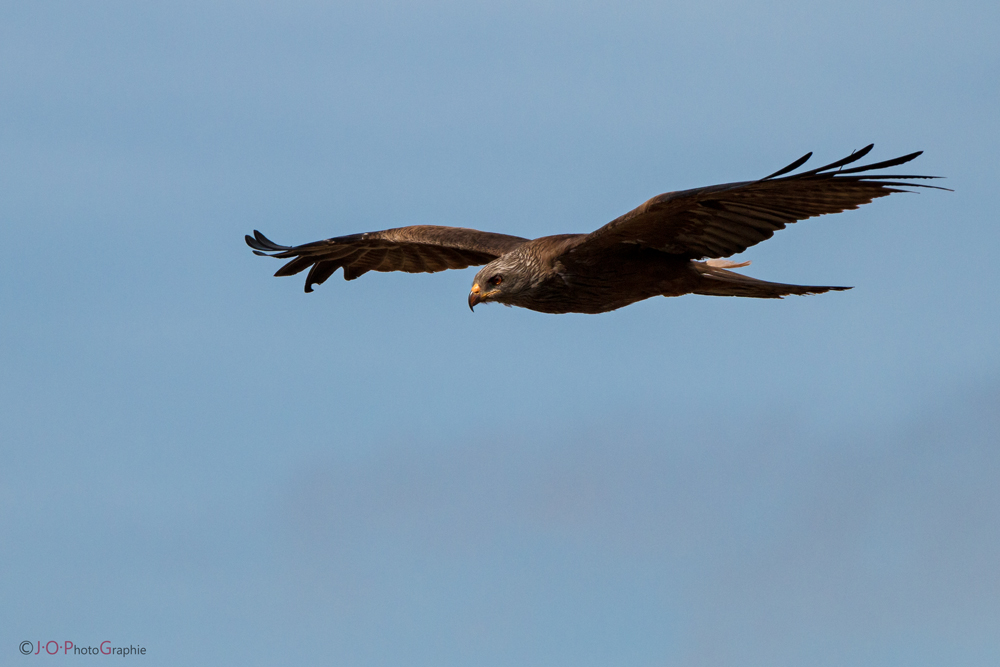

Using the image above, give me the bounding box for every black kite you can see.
[246,145,943,314]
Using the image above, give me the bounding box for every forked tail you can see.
[692,260,851,299]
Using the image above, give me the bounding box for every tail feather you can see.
[692,262,851,299]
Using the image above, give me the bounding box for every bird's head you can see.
[469,256,530,311]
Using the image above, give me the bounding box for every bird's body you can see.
[246,145,944,314]
[482,236,692,314]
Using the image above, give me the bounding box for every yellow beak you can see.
[468,283,481,311]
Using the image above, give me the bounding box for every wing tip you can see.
[246,229,293,254]
[761,151,813,180]
[761,145,942,187]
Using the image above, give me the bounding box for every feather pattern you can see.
[573,146,948,260]
[246,225,528,292]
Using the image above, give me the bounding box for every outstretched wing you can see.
[246,225,529,292]
[573,145,947,260]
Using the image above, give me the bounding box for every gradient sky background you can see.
[2,1,998,665]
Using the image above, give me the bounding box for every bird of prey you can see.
[246,145,942,314]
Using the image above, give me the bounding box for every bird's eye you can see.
[489,275,503,286]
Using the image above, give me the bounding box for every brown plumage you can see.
[246,145,945,314]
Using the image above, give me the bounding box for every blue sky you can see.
[2,1,998,665]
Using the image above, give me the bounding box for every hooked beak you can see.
[468,283,481,311]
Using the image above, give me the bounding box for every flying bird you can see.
[246,145,943,314]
